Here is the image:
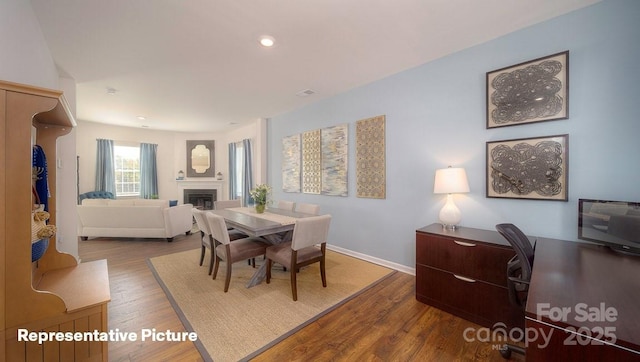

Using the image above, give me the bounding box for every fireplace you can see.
[177,180,223,210]
[184,189,217,210]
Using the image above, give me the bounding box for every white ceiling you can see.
[31,0,599,132]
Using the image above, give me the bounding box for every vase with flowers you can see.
[249,184,271,214]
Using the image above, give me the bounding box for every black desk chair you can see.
[496,223,535,359]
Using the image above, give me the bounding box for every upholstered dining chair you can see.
[214,199,248,240]
[214,198,254,266]
[277,200,295,211]
[214,199,241,209]
[206,213,269,292]
[265,214,332,301]
[192,208,215,275]
[295,202,320,215]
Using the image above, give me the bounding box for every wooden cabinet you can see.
[416,223,523,330]
[1,80,110,361]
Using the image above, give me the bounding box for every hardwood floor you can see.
[79,233,523,361]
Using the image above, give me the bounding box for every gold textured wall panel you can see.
[356,115,386,199]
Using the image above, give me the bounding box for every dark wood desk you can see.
[526,238,640,360]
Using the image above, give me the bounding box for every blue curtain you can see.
[228,142,237,199]
[95,139,116,194]
[242,138,254,207]
[140,143,158,198]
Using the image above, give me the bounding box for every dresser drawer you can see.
[416,264,523,329]
[416,233,515,286]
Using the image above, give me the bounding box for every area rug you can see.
[148,248,395,362]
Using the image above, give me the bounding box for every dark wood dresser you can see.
[416,223,523,330]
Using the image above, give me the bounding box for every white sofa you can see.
[77,199,194,242]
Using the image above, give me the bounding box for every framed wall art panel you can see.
[356,115,386,199]
[302,129,322,194]
[282,134,301,193]
[486,134,568,201]
[487,51,569,128]
[321,124,348,196]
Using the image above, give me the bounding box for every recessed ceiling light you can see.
[259,35,275,47]
[137,116,146,120]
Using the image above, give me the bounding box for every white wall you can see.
[76,120,260,201]
[77,121,182,200]
[0,0,79,257]
[225,119,268,187]
[0,0,59,89]
[268,0,640,268]
[56,78,78,256]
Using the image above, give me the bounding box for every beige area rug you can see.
[148,248,395,362]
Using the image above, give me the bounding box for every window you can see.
[114,145,140,196]
[234,142,244,199]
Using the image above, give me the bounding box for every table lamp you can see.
[433,166,470,229]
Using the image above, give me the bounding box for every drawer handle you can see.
[453,240,476,247]
[453,274,476,283]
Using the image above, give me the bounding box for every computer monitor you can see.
[578,198,640,255]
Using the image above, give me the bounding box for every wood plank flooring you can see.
[79,233,523,361]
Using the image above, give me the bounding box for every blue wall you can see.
[268,0,640,268]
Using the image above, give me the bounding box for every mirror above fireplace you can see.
[186,140,215,177]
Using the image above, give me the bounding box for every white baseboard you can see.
[327,244,415,276]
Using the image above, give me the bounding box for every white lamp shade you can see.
[433,167,470,194]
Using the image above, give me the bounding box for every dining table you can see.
[207,206,317,287]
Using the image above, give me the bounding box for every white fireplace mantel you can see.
[176,179,225,204]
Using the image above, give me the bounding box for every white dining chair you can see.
[206,213,269,292]
[265,214,332,301]
[192,208,215,275]
[277,200,295,211]
[295,202,320,215]
[213,199,248,241]
[214,199,241,209]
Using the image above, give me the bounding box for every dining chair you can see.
[271,200,296,269]
[214,199,241,209]
[277,200,295,211]
[206,213,269,292]
[214,198,254,265]
[295,202,320,215]
[265,214,332,301]
[192,208,215,275]
[214,199,248,241]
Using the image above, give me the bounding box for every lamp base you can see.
[441,223,459,230]
[438,194,462,229]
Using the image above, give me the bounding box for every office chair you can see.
[495,223,535,359]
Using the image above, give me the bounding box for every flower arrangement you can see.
[249,184,271,213]
[249,184,271,205]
